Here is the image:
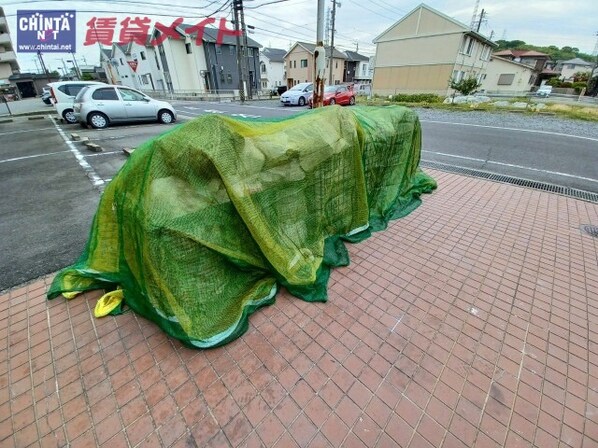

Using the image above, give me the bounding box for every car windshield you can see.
[289,84,308,91]
[324,86,337,93]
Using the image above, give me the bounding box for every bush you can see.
[449,76,482,95]
[572,82,587,94]
[390,93,443,103]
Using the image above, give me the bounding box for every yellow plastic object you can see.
[94,289,124,318]
[62,291,80,299]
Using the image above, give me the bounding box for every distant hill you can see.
[495,40,595,63]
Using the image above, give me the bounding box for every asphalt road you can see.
[1,102,597,291]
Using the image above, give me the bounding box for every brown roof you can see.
[494,49,550,58]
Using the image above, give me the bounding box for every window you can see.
[452,70,464,83]
[497,73,515,85]
[261,63,267,73]
[216,45,222,55]
[92,87,118,100]
[460,36,475,55]
[335,61,338,69]
[247,48,253,56]
[480,45,490,61]
[300,59,308,68]
[58,84,86,96]
[140,51,146,60]
[120,58,124,65]
[293,60,296,69]
[230,46,235,56]
[118,88,146,101]
[141,74,151,85]
[227,73,232,84]
[186,43,192,54]
[338,86,347,93]
[220,70,225,82]
[567,64,575,69]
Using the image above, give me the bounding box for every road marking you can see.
[421,120,598,142]
[0,150,70,164]
[0,127,55,137]
[84,150,124,157]
[51,116,105,188]
[422,150,598,184]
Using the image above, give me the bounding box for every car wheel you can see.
[329,98,336,105]
[63,109,77,124]
[158,109,175,124]
[349,96,355,105]
[298,96,305,106]
[88,112,109,129]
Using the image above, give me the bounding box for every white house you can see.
[260,47,286,91]
[151,23,210,93]
[558,58,593,82]
[128,36,165,92]
[111,42,139,89]
[480,56,535,94]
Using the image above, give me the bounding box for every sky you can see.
[2,0,597,74]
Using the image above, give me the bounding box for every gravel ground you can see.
[412,107,598,140]
[246,99,598,140]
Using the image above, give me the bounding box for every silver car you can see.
[280,82,313,106]
[73,85,177,129]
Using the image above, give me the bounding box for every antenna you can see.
[470,0,480,30]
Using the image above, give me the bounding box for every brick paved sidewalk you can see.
[1,170,597,448]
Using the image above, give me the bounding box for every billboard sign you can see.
[17,10,77,53]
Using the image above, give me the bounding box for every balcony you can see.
[0,49,16,62]
[0,33,11,46]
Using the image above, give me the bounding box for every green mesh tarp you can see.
[48,105,436,348]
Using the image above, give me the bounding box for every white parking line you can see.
[0,127,56,137]
[421,120,598,142]
[50,116,105,188]
[0,150,70,164]
[421,150,598,183]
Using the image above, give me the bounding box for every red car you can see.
[309,85,356,107]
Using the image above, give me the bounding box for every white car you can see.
[48,81,105,123]
[73,85,177,129]
[535,85,553,97]
[280,82,313,106]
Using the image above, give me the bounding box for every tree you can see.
[573,71,590,82]
[81,73,95,81]
[449,76,481,96]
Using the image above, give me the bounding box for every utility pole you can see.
[313,0,326,108]
[324,6,330,46]
[328,0,339,85]
[476,9,486,33]
[37,51,52,84]
[70,52,82,79]
[239,1,252,99]
[233,0,246,103]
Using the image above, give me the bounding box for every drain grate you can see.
[581,225,598,238]
[421,160,598,205]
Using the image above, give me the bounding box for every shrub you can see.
[449,76,482,96]
[390,93,443,103]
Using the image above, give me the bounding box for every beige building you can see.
[284,42,345,88]
[0,7,20,90]
[372,3,496,96]
[480,56,535,94]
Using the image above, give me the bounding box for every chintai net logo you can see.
[19,11,74,41]
[17,10,77,53]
